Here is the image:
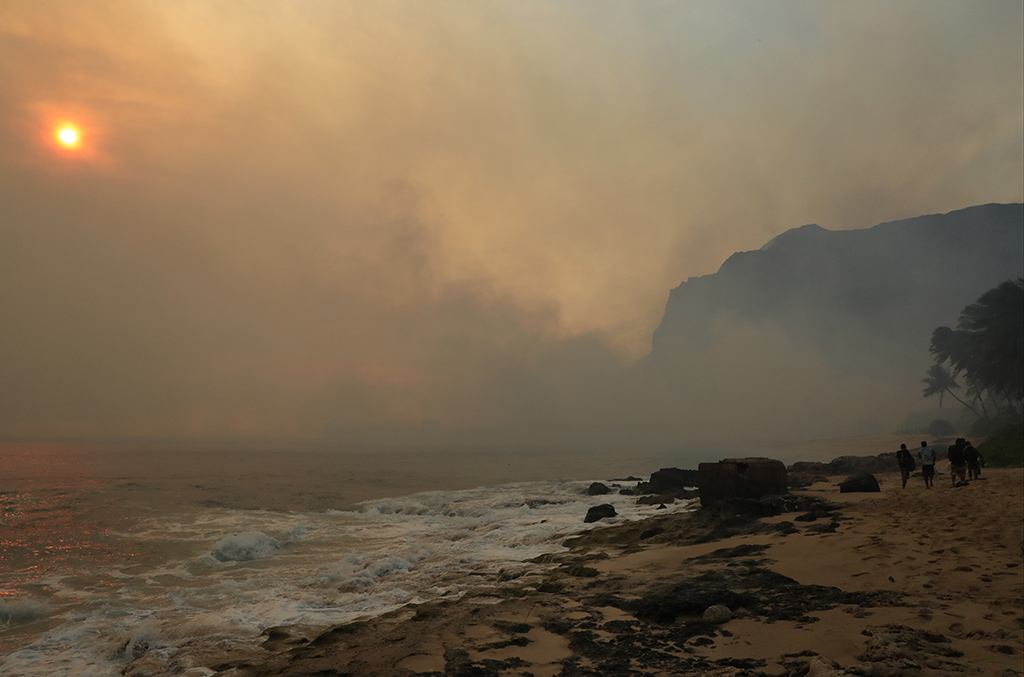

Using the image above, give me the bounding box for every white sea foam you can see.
[1,478,696,676]
[210,531,282,562]
[0,598,51,625]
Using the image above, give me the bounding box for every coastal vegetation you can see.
[923,277,1024,464]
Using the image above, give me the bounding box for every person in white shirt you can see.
[918,441,937,488]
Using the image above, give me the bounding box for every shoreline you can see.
[124,462,1024,676]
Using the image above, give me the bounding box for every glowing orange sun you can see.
[54,124,81,149]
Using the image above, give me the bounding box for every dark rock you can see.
[629,584,751,624]
[584,504,617,523]
[626,563,902,625]
[586,482,611,496]
[564,493,838,549]
[690,544,770,562]
[702,605,733,624]
[638,490,698,505]
[859,624,964,672]
[649,467,700,492]
[492,621,530,634]
[656,503,667,510]
[789,461,829,475]
[839,473,881,493]
[479,635,530,650]
[561,564,600,578]
[698,458,787,506]
[636,494,673,506]
[787,461,831,488]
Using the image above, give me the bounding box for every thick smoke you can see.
[0,1,1021,447]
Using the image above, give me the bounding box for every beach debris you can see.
[839,473,881,493]
[586,482,611,496]
[584,504,616,523]
[697,457,787,506]
[702,604,733,624]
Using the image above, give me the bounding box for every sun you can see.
[54,124,81,149]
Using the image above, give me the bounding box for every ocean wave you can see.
[210,531,282,562]
[0,598,50,625]
[319,551,425,590]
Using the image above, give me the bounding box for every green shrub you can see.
[979,423,1024,467]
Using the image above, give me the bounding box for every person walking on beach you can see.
[963,440,982,480]
[918,440,936,488]
[896,443,915,489]
[948,438,967,486]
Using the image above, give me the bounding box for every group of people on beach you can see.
[895,438,983,489]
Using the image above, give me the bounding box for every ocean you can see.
[0,442,694,675]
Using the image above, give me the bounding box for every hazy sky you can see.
[1,1,1022,442]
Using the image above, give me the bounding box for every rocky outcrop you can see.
[584,504,617,523]
[646,203,1024,433]
[625,562,901,625]
[648,467,699,492]
[631,467,701,505]
[826,454,897,475]
[839,474,881,493]
[697,458,787,507]
[789,454,899,488]
[586,482,611,496]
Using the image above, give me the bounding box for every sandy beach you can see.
[128,464,1023,677]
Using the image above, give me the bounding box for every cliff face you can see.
[646,203,1024,434]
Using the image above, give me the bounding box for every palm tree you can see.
[956,278,1024,403]
[922,364,980,417]
[923,278,1023,422]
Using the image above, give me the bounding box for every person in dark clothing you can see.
[963,440,981,480]
[948,438,967,486]
[918,440,936,488]
[896,443,915,489]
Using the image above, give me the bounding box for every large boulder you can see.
[702,604,734,624]
[584,504,617,523]
[787,461,831,488]
[648,467,700,492]
[586,482,611,496]
[698,458,787,507]
[788,454,899,488]
[839,473,880,493]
